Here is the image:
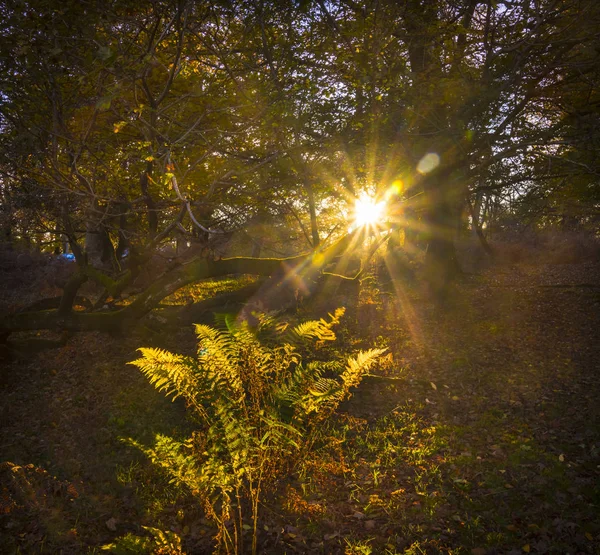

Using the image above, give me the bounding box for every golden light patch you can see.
[385,180,404,200]
[354,193,386,227]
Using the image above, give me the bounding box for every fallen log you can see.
[148,281,266,328]
[0,229,364,335]
[20,295,93,313]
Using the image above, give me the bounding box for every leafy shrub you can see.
[121,309,385,554]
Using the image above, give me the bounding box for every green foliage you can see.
[127,308,385,554]
[2,0,599,269]
[102,526,182,554]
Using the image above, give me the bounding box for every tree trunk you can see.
[140,161,158,237]
[0,230,361,335]
[471,191,483,240]
[422,173,461,297]
[305,182,320,248]
[467,193,495,257]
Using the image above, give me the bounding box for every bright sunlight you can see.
[354,193,386,228]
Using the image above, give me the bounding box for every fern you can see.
[342,348,388,390]
[283,308,345,346]
[126,435,201,492]
[102,526,183,554]
[127,308,384,555]
[130,348,199,406]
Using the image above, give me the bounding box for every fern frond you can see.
[259,414,302,451]
[142,527,183,552]
[125,434,201,492]
[254,311,280,336]
[285,320,332,345]
[194,324,244,401]
[130,348,199,406]
[342,348,387,389]
[328,307,346,325]
[298,377,343,417]
[129,306,383,554]
[213,312,238,333]
[307,377,339,396]
[213,403,253,476]
[101,532,150,553]
[194,324,236,359]
[285,307,345,346]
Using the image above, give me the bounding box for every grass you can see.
[161,275,258,306]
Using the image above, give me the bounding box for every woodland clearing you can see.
[1,250,599,554]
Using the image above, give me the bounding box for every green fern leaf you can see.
[342,348,388,389]
[130,348,199,405]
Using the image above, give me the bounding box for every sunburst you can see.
[354,193,386,228]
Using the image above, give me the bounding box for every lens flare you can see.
[354,193,386,227]
[417,153,440,174]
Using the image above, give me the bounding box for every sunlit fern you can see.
[125,308,385,554]
[102,525,183,554]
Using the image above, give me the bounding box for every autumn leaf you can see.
[113,121,126,133]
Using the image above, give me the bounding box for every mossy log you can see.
[146,281,265,329]
[20,295,93,313]
[0,230,362,335]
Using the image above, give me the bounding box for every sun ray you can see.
[382,252,426,354]
[354,193,386,229]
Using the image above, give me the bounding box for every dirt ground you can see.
[1,254,599,554]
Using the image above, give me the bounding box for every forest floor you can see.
[1,254,599,554]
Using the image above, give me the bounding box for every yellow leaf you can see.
[585,532,593,541]
[522,545,530,553]
[430,382,437,391]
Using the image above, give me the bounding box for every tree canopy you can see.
[0,0,598,332]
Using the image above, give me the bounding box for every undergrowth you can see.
[104,308,385,554]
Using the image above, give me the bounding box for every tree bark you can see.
[0,230,360,335]
[305,181,320,248]
[422,172,462,297]
[58,272,89,315]
[466,194,495,256]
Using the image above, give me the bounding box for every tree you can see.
[1,0,598,337]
